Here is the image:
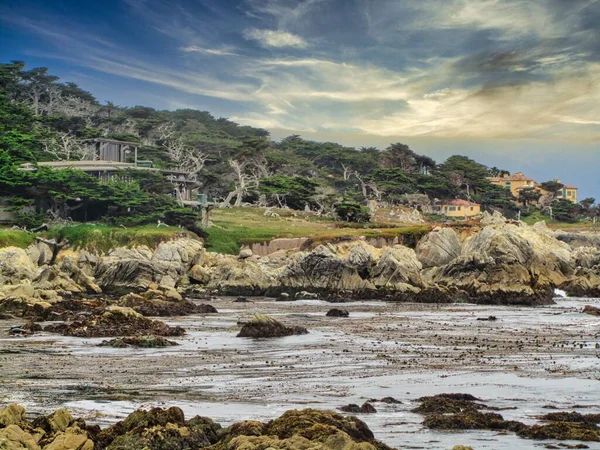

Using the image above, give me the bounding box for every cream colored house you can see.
[435,199,481,218]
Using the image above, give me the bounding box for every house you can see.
[487,172,535,198]
[18,138,200,206]
[434,199,481,218]
[488,173,578,204]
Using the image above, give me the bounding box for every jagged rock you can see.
[47,306,185,338]
[572,247,600,269]
[0,247,38,285]
[237,314,308,338]
[371,245,423,288]
[44,428,94,450]
[423,223,573,304]
[326,308,349,317]
[416,227,461,268]
[480,210,507,226]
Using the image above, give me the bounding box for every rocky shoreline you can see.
[1,214,599,314]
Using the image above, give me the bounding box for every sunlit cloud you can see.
[243,28,308,48]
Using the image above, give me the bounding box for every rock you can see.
[98,336,179,348]
[96,406,221,450]
[49,306,185,338]
[0,404,26,427]
[582,305,600,316]
[117,291,216,317]
[477,315,498,321]
[423,223,573,304]
[480,210,507,226]
[237,314,308,338]
[416,227,461,268]
[339,402,377,414]
[326,308,349,317]
[238,248,253,259]
[189,264,211,284]
[371,245,423,288]
[0,247,38,285]
[0,424,42,450]
[44,429,94,450]
[234,296,248,303]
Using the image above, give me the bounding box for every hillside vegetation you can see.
[0,61,597,234]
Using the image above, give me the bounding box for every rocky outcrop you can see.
[416,227,461,268]
[117,290,217,316]
[423,223,574,305]
[45,306,185,338]
[95,238,204,291]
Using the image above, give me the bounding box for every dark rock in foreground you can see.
[0,404,392,450]
[582,305,600,316]
[326,308,349,317]
[237,313,308,338]
[98,335,179,348]
[44,306,185,338]
[117,291,217,316]
[414,393,600,442]
[339,402,377,414]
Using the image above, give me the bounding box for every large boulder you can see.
[371,245,423,289]
[0,247,38,285]
[416,227,461,268]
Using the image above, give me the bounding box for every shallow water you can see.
[1,296,600,449]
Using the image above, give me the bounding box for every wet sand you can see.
[1,296,600,449]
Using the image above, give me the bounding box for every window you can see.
[470,206,474,211]
[449,206,456,211]
[458,206,462,211]
[567,191,572,197]
[505,181,511,189]
[527,181,532,185]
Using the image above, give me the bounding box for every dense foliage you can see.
[0,61,596,226]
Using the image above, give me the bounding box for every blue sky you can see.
[1,0,599,199]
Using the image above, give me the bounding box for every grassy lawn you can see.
[206,207,430,254]
[0,224,194,252]
[521,211,599,230]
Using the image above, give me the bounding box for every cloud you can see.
[180,45,239,56]
[244,28,308,48]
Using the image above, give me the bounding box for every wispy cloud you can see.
[243,28,307,48]
[2,0,599,141]
[180,45,239,56]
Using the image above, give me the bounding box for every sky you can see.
[1,0,599,199]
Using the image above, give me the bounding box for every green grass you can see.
[521,211,599,230]
[46,224,195,253]
[0,229,37,248]
[205,207,431,254]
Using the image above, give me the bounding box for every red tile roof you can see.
[487,172,535,182]
[438,199,480,206]
[563,184,577,190]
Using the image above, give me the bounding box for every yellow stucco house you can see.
[487,172,536,197]
[487,173,578,204]
[436,199,481,218]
